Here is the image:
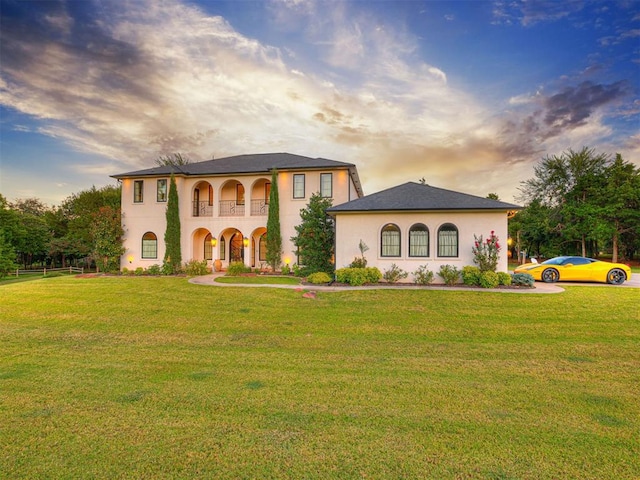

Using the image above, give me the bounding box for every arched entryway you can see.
[229,232,244,263]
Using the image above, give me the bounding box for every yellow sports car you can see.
[514,256,632,285]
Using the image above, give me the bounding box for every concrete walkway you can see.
[189,272,639,294]
[190,273,564,294]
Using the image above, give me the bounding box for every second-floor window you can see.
[157,179,167,202]
[320,173,332,198]
[265,182,271,204]
[293,174,305,199]
[134,180,144,203]
[236,184,245,205]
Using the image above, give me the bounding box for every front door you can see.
[230,234,244,263]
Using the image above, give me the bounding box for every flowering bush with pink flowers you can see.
[472,231,501,272]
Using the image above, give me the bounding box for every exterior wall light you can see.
[211,237,217,247]
[127,254,134,263]
[243,237,249,247]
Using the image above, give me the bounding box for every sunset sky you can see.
[1,0,638,206]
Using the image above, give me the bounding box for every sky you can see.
[1,0,638,206]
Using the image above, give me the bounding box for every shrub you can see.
[511,272,535,287]
[307,271,332,284]
[350,256,367,268]
[438,265,460,285]
[335,267,381,286]
[383,263,408,283]
[281,264,291,275]
[134,267,145,276]
[292,263,301,277]
[184,259,209,276]
[146,264,161,275]
[226,262,251,276]
[364,267,382,284]
[461,265,481,286]
[472,231,501,272]
[121,267,130,275]
[479,270,500,288]
[336,268,366,286]
[161,261,182,275]
[413,265,435,285]
[497,271,512,286]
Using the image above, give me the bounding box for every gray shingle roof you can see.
[327,182,520,213]
[112,152,356,178]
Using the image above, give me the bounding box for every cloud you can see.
[492,0,585,26]
[0,0,637,204]
[503,81,631,148]
[542,81,629,130]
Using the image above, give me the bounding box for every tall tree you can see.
[599,154,640,262]
[91,206,124,272]
[156,153,190,167]
[291,193,334,276]
[0,231,17,277]
[15,212,51,268]
[11,198,49,216]
[163,174,182,273]
[60,185,121,265]
[266,169,282,271]
[519,147,609,256]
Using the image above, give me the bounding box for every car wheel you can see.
[541,268,559,283]
[606,268,626,285]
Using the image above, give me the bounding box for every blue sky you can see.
[1,0,638,205]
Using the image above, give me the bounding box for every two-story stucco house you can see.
[113,152,519,281]
[112,153,363,271]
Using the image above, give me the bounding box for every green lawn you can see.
[1,277,638,479]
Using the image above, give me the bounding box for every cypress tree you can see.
[163,173,182,273]
[266,169,282,271]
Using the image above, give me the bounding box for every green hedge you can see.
[335,267,382,286]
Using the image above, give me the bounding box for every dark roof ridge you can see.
[328,181,521,212]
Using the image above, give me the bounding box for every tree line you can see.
[511,147,640,263]
[0,185,123,276]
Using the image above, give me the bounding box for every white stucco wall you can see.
[333,210,510,283]
[119,168,358,270]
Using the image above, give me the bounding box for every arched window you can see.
[409,224,429,257]
[220,237,226,261]
[204,233,212,260]
[141,232,157,259]
[381,224,401,257]
[438,223,458,257]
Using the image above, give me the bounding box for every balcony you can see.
[192,201,213,217]
[219,200,245,217]
[251,199,268,216]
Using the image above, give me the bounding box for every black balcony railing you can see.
[251,199,268,216]
[192,201,213,217]
[219,200,245,217]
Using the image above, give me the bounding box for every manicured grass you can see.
[216,275,301,285]
[1,277,638,479]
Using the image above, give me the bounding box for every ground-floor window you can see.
[409,223,429,257]
[204,234,212,260]
[220,237,226,260]
[381,223,401,257]
[142,232,157,259]
[438,223,458,257]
